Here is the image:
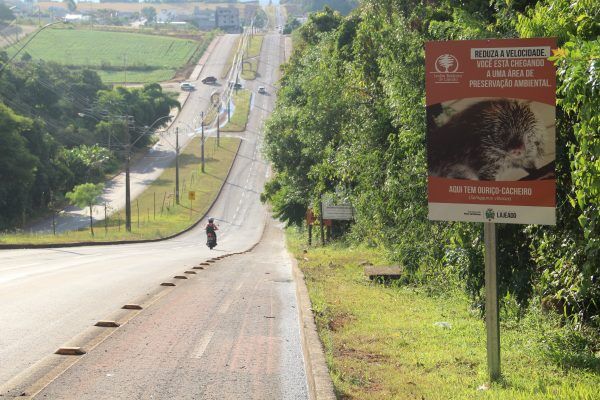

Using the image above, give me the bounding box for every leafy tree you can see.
[0,103,37,229]
[66,183,104,236]
[64,0,76,13]
[141,6,157,24]
[0,2,15,22]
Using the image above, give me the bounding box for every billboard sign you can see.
[425,38,556,225]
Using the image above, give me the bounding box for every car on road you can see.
[233,82,243,90]
[257,86,266,94]
[201,76,217,84]
[180,82,195,91]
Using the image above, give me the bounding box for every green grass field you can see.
[0,137,239,245]
[286,229,600,400]
[10,28,201,83]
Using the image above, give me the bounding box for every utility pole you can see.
[216,104,220,147]
[125,116,132,232]
[201,112,205,173]
[175,127,180,204]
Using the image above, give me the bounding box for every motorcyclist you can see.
[205,217,218,247]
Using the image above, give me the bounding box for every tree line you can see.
[263,0,599,329]
[0,54,178,230]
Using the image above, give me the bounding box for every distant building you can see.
[64,13,90,22]
[215,7,239,32]
[194,7,216,31]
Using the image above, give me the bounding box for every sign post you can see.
[484,222,500,380]
[188,191,195,219]
[425,37,556,382]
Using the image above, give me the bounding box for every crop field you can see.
[10,28,201,83]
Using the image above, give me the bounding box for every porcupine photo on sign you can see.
[426,98,555,181]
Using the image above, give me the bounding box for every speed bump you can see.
[122,304,143,310]
[94,321,120,328]
[161,282,176,286]
[174,275,188,279]
[55,347,86,356]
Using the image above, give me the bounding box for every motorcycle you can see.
[206,232,217,249]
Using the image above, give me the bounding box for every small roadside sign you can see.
[322,204,354,220]
[188,191,196,201]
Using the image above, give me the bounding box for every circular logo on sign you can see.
[435,54,459,73]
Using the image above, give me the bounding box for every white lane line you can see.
[191,330,215,359]
[218,296,234,314]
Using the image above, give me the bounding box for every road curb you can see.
[290,252,336,400]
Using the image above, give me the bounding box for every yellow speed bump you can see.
[55,347,86,356]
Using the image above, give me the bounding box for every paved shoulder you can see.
[34,218,309,400]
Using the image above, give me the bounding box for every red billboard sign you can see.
[425,38,557,225]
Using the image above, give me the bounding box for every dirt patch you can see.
[335,345,389,363]
[328,312,356,332]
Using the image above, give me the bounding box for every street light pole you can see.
[175,127,180,204]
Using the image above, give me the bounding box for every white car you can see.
[180,82,195,91]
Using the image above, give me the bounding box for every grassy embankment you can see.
[8,28,202,83]
[221,89,251,132]
[241,34,264,80]
[286,229,600,400]
[0,137,239,245]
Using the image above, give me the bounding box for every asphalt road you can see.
[0,29,307,398]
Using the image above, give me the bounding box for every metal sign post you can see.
[484,222,500,381]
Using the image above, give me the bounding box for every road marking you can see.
[191,330,215,359]
[218,296,234,314]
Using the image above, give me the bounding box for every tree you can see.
[0,103,37,229]
[64,0,76,13]
[0,2,15,22]
[141,6,157,24]
[66,183,104,236]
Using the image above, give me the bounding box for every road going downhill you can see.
[0,27,313,399]
[27,33,240,234]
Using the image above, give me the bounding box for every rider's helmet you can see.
[208,218,214,223]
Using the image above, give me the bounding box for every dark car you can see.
[233,82,243,90]
[201,76,217,84]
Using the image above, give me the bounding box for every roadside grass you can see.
[221,35,242,79]
[0,137,239,245]
[241,34,264,80]
[221,89,251,132]
[97,69,176,84]
[8,28,201,83]
[285,229,600,399]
